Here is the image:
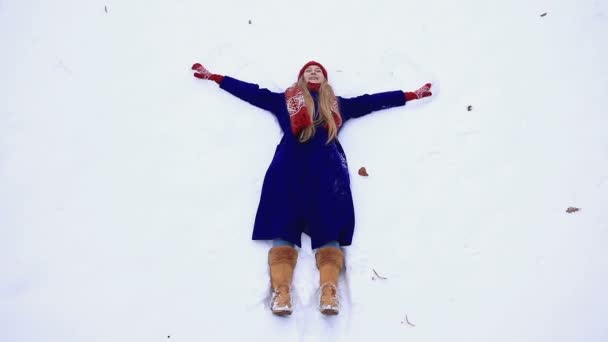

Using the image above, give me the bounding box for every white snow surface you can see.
[2,0,608,341]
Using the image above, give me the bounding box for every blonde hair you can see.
[295,76,341,144]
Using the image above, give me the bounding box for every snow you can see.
[1,0,607,341]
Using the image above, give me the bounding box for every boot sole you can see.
[272,309,293,316]
[321,308,339,315]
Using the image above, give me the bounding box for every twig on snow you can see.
[401,314,416,327]
[372,268,387,280]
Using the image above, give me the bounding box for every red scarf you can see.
[284,84,342,136]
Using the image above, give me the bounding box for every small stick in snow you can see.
[105,6,108,13]
[401,314,416,327]
[566,207,581,213]
[372,268,387,280]
[540,12,547,17]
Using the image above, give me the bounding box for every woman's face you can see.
[303,65,325,84]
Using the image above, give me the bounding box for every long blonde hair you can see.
[295,76,341,144]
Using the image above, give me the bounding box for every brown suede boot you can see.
[315,246,344,315]
[268,246,298,316]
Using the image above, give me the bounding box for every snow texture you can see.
[1,0,608,341]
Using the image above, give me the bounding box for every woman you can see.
[191,61,432,316]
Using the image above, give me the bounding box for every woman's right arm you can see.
[192,63,283,114]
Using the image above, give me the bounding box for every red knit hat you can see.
[298,61,328,80]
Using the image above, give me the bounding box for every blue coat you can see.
[219,76,407,248]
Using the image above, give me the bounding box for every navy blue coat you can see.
[219,76,407,248]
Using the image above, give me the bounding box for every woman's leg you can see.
[319,240,340,248]
[315,242,344,315]
[268,239,297,316]
[272,238,295,248]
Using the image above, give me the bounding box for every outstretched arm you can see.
[339,83,432,122]
[191,63,282,114]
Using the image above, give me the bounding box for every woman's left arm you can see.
[339,83,432,122]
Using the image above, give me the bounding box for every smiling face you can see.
[302,65,326,84]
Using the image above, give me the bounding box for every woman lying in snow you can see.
[191,61,432,316]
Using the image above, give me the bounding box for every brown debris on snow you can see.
[566,207,581,213]
[358,167,369,176]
